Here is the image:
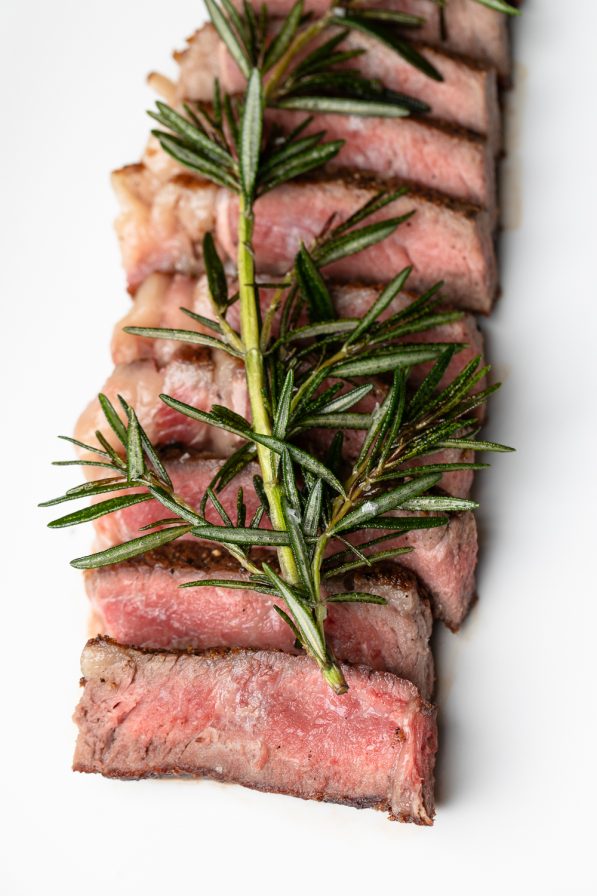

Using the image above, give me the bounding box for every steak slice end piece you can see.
[74,638,438,824]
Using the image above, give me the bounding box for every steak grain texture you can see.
[85,545,435,698]
[74,638,437,823]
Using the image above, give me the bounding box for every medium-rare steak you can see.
[85,543,435,698]
[74,637,438,823]
[174,24,501,151]
[114,162,497,310]
[90,452,478,629]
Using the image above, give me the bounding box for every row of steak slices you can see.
[74,0,514,823]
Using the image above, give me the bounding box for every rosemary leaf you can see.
[39,478,128,508]
[326,592,387,605]
[313,383,373,415]
[331,473,441,534]
[179,308,223,334]
[400,496,479,512]
[316,214,414,267]
[276,96,413,118]
[48,493,152,529]
[262,141,344,192]
[180,578,277,596]
[98,393,127,446]
[149,102,234,167]
[437,438,515,453]
[282,495,315,599]
[56,434,110,459]
[206,487,235,527]
[323,546,413,578]
[206,0,252,78]
[303,479,323,538]
[240,68,264,201]
[263,563,327,663]
[147,485,205,527]
[203,233,229,309]
[330,345,442,377]
[152,132,239,190]
[346,266,413,345]
[191,525,293,547]
[336,15,443,81]
[295,245,335,321]
[273,370,294,439]
[70,525,193,569]
[474,0,520,14]
[123,326,242,358]
[263,0,304,70]
[297,412,371,430]
[331,189,407,236]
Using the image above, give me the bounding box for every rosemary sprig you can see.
[44,0,515,694]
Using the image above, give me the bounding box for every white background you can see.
[1,1,596,893]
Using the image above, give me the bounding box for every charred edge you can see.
[71,761,434,825]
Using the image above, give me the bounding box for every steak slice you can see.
[226,0,510,78]
[115,162,497,311]
[86,544,435,698]
[74,637,438,823]
[174,24,500,151]
[219,175,497,311]
[75,354,248,458]
[265,109,496,210]
[91,453,478,629]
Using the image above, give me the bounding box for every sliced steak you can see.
[86,544,435,698]
[175,24,500,151]
[226,0,510,78]
[115,162,497,311]
[91,453,478,629]
[75,354,248,458]
[74,637,438,823]
[265,109,496,210]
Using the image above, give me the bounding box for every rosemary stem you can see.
[238,197,347,695]
[237,196,299,586]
